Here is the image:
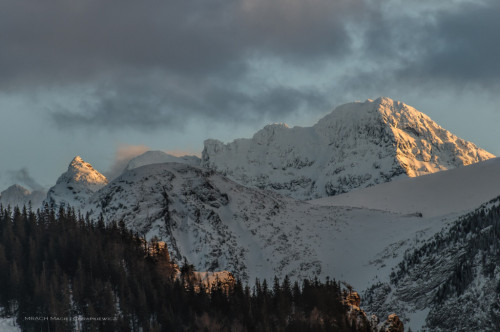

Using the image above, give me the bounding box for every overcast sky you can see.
[1,0,500,190]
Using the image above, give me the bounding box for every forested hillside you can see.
[365,197,500,331]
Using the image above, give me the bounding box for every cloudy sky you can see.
[1,0,500,190]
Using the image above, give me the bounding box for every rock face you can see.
[84,162,328,282]
[378,314,404,332]
[0,184,45,209]
[202,97,494,200]
[44,156,108,208]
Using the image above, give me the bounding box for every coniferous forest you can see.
[0,204,370,332]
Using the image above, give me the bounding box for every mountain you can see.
[125,150,200,171]
[202,97,494,200]
[0,184,45,209]
[82,157,500,331]
[44,156,108,208]
[83,162,440,287]
[43,153,500,330]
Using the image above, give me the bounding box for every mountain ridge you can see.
[79,161,443,288]
[202,97,494,199]
[22,145,500,331]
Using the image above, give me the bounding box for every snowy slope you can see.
[44,156,108,208]
[202,97,494,200]
[83,162,442,290]
[125,150,200,171]
[0,184,45,209]
[311,157,500,218]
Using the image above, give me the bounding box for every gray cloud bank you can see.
[2,0,499,129]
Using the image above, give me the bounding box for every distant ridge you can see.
[0,184,45,209]
[125,150,200,171]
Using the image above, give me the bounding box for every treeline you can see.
[0,204,369,331]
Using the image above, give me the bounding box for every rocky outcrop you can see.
[344,290,404,332]
[377,314,404,332]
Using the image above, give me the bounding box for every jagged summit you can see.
[44,156,108,208]
[64,155,108,190]
[315,97,494,176]
[202,97,494,199]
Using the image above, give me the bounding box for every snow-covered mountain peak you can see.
[202,97,494,199]
[0,184,45,209]
[44,156,108,208]
[371,97,493,174]
[315,97,436,138]
[64,155,108,189]
[2,184,30,197]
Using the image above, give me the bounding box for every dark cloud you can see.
[51,77,331,129]
[359,0,500,91]
[405,1,500,86]
[7,168,44,191]
[0,0,361,88]
[5,0,500,132]
[0,0,365,128]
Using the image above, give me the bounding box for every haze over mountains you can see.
[2,97,499,330]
